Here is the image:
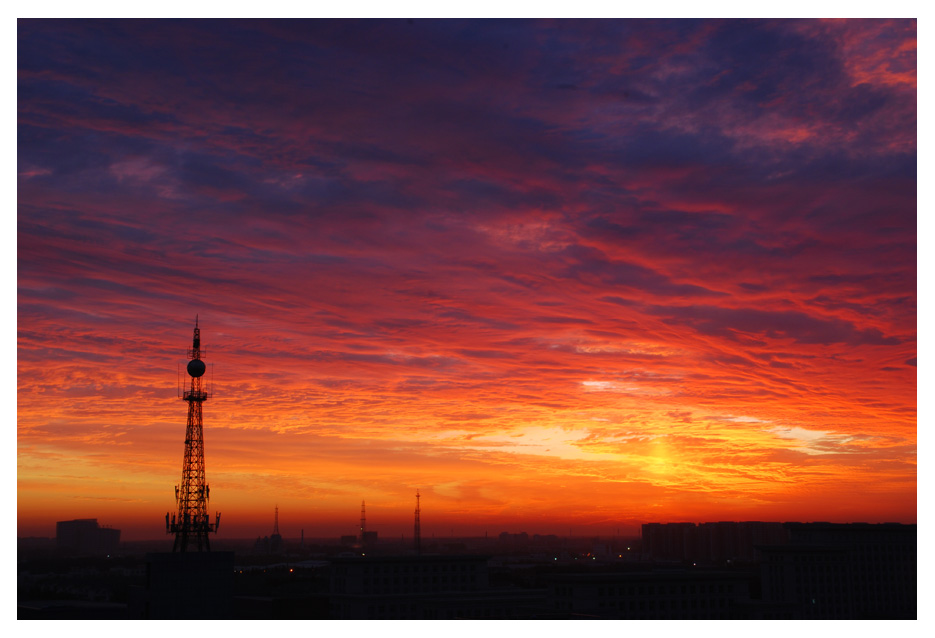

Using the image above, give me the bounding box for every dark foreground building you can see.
[329,554,547,619]
[20,522,915,619]
[129,552,234,619]
[641,521,788,564]
[18,600,129,619]
[548,568,755,619]
[758,522,916,619]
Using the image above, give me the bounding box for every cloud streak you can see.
[17,19,916,540]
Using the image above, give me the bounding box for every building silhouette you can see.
[21,520,916,619]
[131,551,234,619]
[328,554,544,619]
[548,569,753,619]
[55,519,119,555]
[641,521,788,564]
[758,522,915,619]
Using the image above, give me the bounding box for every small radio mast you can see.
[414,489,421,555]
[359,500,366,545]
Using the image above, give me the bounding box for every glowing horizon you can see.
[17,19,916,542]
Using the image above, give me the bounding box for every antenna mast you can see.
[414,489,421,555]
[166,316,220,551]
[359,500,366,545]
[270,504,283,553]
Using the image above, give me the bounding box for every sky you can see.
[16,18,917,542]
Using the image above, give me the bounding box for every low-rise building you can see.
[547,569,754,619]
[329,554,546,618]
[55,519,120,555]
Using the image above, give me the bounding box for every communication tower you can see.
[166,317,220,552]
[269,505,283,553]
[359,500,366,545]
[414,490,421,555]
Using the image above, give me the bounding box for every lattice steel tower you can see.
[269,505,283,553]
[414,490,421,555]
[166,317,220,552]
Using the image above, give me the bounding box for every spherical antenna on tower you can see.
[168,317,220,553]
[187,359,206,378]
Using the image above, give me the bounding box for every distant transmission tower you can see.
[166,316,220,552]
[270,505,283,553]
[414,490,421,555]
[359,500,366,545]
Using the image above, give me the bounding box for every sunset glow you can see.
[17,19,916,541]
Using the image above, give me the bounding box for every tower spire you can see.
[360,500,366,545]
[414,489,421,555]
[269,504,283,553]
[166,318,220,552]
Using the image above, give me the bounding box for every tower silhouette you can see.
[360,500,366,545]
[414,490,421,555]
[166,317,220,552]
[269,505,283,553]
